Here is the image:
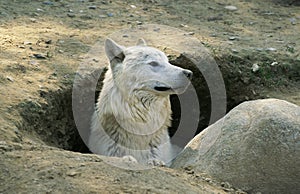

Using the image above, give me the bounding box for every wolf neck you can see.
[110,85,171,135]
[97,72,171,138]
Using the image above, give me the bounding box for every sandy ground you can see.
[0,0,299,193]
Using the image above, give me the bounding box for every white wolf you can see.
[88,38,192,166]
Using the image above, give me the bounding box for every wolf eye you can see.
[148,61,159,67]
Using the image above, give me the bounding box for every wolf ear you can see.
[136,38,147,46]
[105,38,125,62]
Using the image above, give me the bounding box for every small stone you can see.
[80,14,92,19]
[6,76,14,82]
[99,15,107,18]
[221,182,232,189]
[225,5,238,11]
[180,24,188,28]
[67,13,76,18]
[266,47,276,51]
[184,32,195,35]
[204,178,212,183]
[252,63,260,72]
[270,62,278,66]
[207,14,223,21]
[24,41,32,45]
[228,36,237,40]
[88,5,97,9]
[30,18,37,22]
[290,18,296,25]
[43,1,53,5]
[231,49,239,53]
[66,171,78,177]
[122,34,129,38]
[130,5,137,9]
[36,8,44,12]
[107,13,114,17]
[136,21,143,25]
[33,53,47,59]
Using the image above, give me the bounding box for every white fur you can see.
[88,38,192,166]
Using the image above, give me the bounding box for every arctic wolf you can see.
[89,38,192,165]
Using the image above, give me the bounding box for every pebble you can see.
[130,5,137,9]
[33,53,47,59]
[255,48,264,51]
[36,8,44,12]
[67,13,76,18]
[43,1,54,5]
[6,76,14,82]
[24,41,32,45]
[224,5,238,11]
[231,48,239,53]
[180,24,188,28]
[88,5,97,9]
[184,32,195,35]
[136,21,143,25]
[107,13,114,17]
[221,181,232,189]
[204,178,212,183]
[30,18,37,23]
[228,36,237,40]
[207,14,223,21]
[290,18,296,25]
[66,171,78,177]
[252,63,260,72]
[270,61,278,66]
[266,47,276,51]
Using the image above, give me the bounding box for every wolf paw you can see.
[122,155,138,163]
[147,159,165,166]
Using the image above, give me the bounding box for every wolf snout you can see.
[182,69,193,80]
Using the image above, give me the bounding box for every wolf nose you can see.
[183,69,193,80]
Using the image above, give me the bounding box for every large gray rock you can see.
[171,99,300,194]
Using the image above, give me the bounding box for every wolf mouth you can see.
[154,86,172,91]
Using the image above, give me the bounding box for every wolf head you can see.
[105,38,192,98]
